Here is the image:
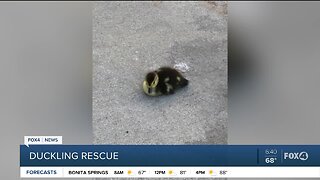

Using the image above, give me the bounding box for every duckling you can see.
[143,67,188,96]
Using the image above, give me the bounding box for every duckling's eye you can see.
[151,81,156,87]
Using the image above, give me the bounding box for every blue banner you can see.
[20,145,320,166]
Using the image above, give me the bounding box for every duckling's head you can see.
[143,72,159,96]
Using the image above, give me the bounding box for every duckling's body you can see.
[143,67,188,96]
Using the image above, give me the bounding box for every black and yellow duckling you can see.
[143,67,189,96]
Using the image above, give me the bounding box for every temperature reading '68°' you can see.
[265,157,277,164]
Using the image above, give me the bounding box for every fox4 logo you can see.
[283,151,308,161]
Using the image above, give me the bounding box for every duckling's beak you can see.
[143,80,150,95]
[143,80,160,96]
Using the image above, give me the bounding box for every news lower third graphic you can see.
[21,136,320,178]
